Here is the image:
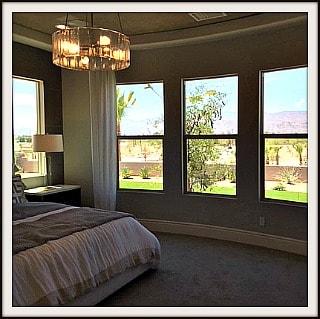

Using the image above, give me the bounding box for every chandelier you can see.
[52,13,130,71]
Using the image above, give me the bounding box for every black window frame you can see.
[116,81,165,192]
[182,74,239,197]
[259,65,308,206]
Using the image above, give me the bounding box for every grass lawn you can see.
[196,186,236,195]
[119,179,163,191]
[119,179,307,203]
[265,190,307,203]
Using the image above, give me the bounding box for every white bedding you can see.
[13,209,161,306]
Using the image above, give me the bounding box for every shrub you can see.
[121,167,132,179]
[140,166,151,179]
[278,167,300,185]
[273,183,286,191]
[227,169,236,183]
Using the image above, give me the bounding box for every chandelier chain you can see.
[118,13,124,34]
[65,13,69,27]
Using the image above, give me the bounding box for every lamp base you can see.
[46,155,53,187]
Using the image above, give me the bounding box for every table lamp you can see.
[32,134,64,187]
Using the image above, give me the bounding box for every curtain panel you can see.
[89,71,117,210]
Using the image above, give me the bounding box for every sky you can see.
[263,66,308,113]
[13,77,39,136]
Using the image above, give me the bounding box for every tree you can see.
[187,139,221,191]
[116,88,136,135]
[265,146,272,164]
[185,84,226,191]
[273,146,281,166]
[265,139,282,165]
[185,85,225,135]
[116,89,136,161]
[292,141,306,166]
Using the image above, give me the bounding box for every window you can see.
[116,82,164,191]
[183,75,238,195]
[13,76,45,178]
[260,66,308,204]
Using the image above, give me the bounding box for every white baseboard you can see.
[139,219,307,256]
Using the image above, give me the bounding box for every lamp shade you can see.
[32,134,64,152]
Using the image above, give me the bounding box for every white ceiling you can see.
[12,11,307,52]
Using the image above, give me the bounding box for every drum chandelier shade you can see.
[52,13,130,71]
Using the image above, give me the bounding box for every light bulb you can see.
[81,56,89,64]
[99,35,110,46]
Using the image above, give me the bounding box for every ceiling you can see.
[12,11,307,51]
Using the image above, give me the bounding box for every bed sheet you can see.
[12,204,161,306]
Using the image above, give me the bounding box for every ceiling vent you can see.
[188,12,227,22]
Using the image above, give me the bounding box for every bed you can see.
[12,175,161,307]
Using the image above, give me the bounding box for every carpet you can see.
[96,232,307,308]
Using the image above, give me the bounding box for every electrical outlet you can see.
[259,216,266,227]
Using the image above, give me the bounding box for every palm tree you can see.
[273,146,281,165]
[292,142,305,166]
[116,88,136,135]
[116,89,136,161]
[265,146,272,164]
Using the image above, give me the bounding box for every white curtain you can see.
[88,71,117,210]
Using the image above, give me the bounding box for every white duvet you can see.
[12,214,161,306]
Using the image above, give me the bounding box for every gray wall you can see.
[61,71,93,206]
[62,21,307,240]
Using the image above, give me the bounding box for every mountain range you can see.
[213,111,307,134]
[15,111,308,136]
[263,111,307,134]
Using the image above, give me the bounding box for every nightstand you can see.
[25,185,81,206]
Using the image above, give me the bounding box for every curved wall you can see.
[114,21,308,241]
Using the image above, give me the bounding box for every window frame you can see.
[182,74,239,197]
[12,75,46,181]
[259,65,308,206]
[116,81,165,192]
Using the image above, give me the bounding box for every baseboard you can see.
[139,219,307,256]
